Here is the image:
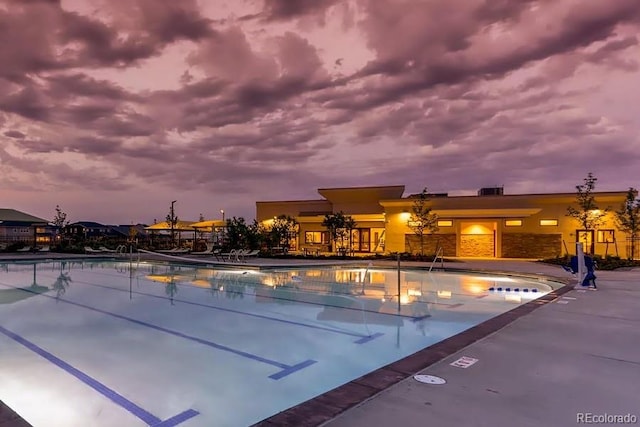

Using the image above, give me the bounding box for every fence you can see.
[626,236,640,260]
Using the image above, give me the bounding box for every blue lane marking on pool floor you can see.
[0,325,199,427]
[153,409,201,427]
[0,283,316,380]
[353,332,385,344]
[268,359,318,380]
[58,277,381,343]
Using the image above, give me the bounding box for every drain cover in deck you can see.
[413,374,446,385]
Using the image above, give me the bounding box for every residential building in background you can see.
[0,209,52,247]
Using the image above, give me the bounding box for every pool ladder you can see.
[116,244,140,262]
[428,246,445,272]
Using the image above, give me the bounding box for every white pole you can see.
[576,242,586,286]
[397,254,401,312]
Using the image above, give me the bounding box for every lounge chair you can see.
[84,246,102,254]
[17,246,31,252]
[191,243,215,255]
[157,247,178,253]
[38,246,50,253]
[99,246,117,253]
[218,249,240,262]
[234,249,249,262]
[157,247,190,254]
[213,249,227,261]
[238,249,260,262]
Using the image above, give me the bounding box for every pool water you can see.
[0,260,557,427]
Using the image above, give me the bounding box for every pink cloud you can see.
[0,0,638,223]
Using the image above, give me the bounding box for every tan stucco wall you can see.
[381,192,630,258]
[256,200,331,221]
[257,190,632,258]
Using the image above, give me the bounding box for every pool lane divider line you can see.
[1,284,316,380]
[353,332,384,344]
[0,325,199,427]
[49,277,383,343]
[153,409,201,427]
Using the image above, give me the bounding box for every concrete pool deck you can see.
[1,255,639,426]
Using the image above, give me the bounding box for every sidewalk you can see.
[323,261,640,427]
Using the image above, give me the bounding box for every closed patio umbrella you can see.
[190,219,225,232]
[144,220,197,231]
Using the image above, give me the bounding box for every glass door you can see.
[576,230,594,254]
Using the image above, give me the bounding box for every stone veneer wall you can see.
[502,233,562,259]
[405,234,456,256]
[459,235,495,257]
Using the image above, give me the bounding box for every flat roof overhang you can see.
[294,214,386,223]
[318,186,405,204]
[432,208,542,218]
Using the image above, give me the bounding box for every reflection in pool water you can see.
[0,260,558,427]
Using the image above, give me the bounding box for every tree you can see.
[225,217,249,249]
[566,173,609,253]
[128,225,138,243]
[344,216,357,253]
[52,205,69,244]
[615,187,640,259]
[269,215,299,251]
[52,205,68,228]
[166,201,178,245]
[321,212,357,255]
[246,220,265,250]
[407,188,439,255]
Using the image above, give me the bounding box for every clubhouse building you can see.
[256,185,633,259]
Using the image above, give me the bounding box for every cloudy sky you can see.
[1,0,639,224]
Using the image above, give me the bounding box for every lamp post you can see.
[170,200,177,245]
[220,209,225,222]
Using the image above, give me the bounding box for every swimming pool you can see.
[0,260,558,427]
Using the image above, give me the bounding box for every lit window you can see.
[437,220,453,227]
[539,219,558,226]
[305,231,328,244]
[597,230,615,243]
[505,220,522,227]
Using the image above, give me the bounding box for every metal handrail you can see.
[429,246,444,272]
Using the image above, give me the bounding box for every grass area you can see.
[539,255,640,271]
